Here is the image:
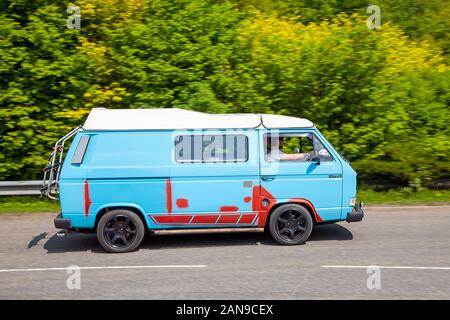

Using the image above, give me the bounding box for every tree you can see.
[0,0,448,186]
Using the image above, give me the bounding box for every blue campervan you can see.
[42,108,363,253]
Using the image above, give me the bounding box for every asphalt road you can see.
[0,206,449,300]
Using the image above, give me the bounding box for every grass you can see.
[0,188,449,214]
[358,188,450,205]
[0,196,60,214]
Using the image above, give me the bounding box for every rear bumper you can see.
[54,213,72,229]
[346,203,364,222]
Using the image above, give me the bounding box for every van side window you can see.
[71,136,90,164]
[175,135,248,163]
[265,133,332,162]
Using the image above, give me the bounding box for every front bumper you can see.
[346,202,364,222]
[54,213,72,229]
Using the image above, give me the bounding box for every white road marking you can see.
[321,265,450,270]
[0,265,207,273]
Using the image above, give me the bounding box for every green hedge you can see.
[0,1,449,187]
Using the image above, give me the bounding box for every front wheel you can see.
[97,209,145,253]
[268,204,313,245]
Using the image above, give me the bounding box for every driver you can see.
[266,137,311,162]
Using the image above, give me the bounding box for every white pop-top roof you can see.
[83,108,313,130]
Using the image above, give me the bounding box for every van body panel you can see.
[169,130,259,224]
[84,131,171,179]
[341,160,358,220]
[58,127,358,230]
[259,129,343,222]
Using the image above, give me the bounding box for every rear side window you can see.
[175,134,248,163]
[71,136,90,164]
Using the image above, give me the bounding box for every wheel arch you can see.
[94,203,148,230]
[266,199,323,225]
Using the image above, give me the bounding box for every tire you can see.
[97,209,145,253]
[268,204,313,245]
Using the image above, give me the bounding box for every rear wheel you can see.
[97,209,145,253]
[268,204,313,245]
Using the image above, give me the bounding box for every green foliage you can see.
[372,0,450,58]
[0,0,449,187]
[238,0,450,58]
[0,196,60,213]
[357,188,450,205]
[0,1,93,179]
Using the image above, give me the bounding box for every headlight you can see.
[349,197,356,206]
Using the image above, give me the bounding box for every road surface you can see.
[0,206,449,299]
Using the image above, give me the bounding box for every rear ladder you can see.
[41,126,81,200]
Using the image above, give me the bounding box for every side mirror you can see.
[311,156,320,165]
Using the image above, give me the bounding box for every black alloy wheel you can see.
[269,204,313,245]
[97,210,145,253]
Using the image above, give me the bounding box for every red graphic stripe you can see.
[252,185,276,227]
[84,180,91,218]
[150,213,258,225]
[166,178,172,214]
[153,215,192,224]
[191,215,218,224]
[217,214,240,224]
[176,198,189,209]
[238,214,256,224]
[219,206,239,212]
[289,198,323,222]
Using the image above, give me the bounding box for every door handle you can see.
[262,176,275,181]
